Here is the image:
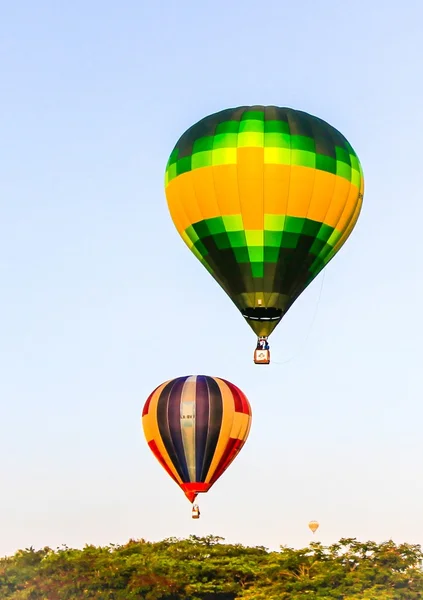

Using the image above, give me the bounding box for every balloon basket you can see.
[254,349,270,365]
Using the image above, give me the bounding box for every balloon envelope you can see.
[165,106,364,337]
[142,375,252,503]
[309,520,319,533]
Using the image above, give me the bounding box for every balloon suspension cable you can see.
[272,271,326,366]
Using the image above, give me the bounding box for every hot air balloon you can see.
[165,106,364,364]
[309,520,319,534]
[142,375,252,518]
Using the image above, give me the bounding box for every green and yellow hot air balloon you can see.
[165,106,364,363]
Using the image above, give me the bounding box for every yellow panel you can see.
[176,172,206,227]
[334,183,361,233]
[204,379,234,484]
[142,384,183,486]
[264,147,290,165]
[166,160,362,235]
[320,175,352,229]
[244,411,252,441]
[190,167,222,220]
[286,165,316,218]
[167,165,245,230]
[263,164,291,216]
[142,381,167,442]
[332,190,363,255]
[211,164,242,216]
[165,180,191,234]
[304,170,337,223]
[229,412,250,440]
[239,413,251,444]
[237,147,264,229]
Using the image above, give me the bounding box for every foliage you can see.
[0,535,422,599]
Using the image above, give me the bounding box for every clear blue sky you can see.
[1,0,422,557]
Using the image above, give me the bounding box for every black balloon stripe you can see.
[200,377,223,481]
[157,377,189,482]
[194,376,210,482]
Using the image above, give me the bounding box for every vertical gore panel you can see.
[157,377,190,482]
[194,375,210,482]
[179,376,197,482]
[221,379,250,414]
[200,377,223,481]
[168,377,193,482]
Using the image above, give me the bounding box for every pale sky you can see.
[1,0,423,557]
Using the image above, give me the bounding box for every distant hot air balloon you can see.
[142,375,252,517]
[309,520,319,534]
[165,106,364,364]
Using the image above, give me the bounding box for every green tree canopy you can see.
[0,535,421,599]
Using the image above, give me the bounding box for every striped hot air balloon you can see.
[142,375,252,504]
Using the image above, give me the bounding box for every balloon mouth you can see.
[181,482,211,504]
[241,307,283,322]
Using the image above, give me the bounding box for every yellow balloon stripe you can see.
[166,162,360,236]
[142,381,184,486]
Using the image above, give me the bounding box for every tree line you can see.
[0,534,422,599]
